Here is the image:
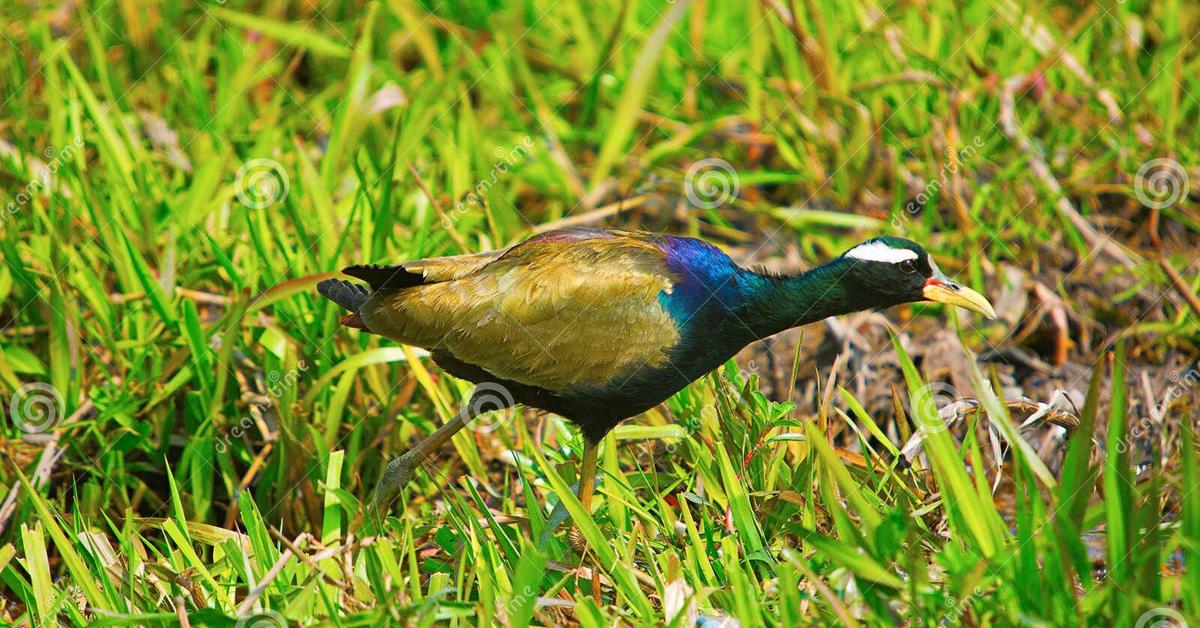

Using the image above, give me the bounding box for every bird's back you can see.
[354,229,712,392]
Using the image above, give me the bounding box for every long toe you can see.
[372,457,415,511]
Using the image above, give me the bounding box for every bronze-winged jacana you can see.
[318,228,995,514]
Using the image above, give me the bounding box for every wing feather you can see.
[360,230,681,390]
[402,249,508,282]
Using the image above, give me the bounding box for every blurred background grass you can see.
[0,0,1198,624]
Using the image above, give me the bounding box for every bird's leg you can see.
[541,438,605,547]
[373,403,475,511]
[566,440,602,556]
[576,441,600,513]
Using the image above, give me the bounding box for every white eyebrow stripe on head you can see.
[844,241,919,263]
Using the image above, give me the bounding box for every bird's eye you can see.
[899,260,917,274]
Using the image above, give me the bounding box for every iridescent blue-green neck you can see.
[736,257,863,339]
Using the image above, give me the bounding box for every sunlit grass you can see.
[0,0,1197,624]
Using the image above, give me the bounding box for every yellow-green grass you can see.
[0,0,1197,624]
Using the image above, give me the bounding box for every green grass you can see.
[1,0,1198,624]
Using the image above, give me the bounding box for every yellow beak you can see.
[922,276,996,319]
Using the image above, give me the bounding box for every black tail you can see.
[342,264,425,291]
[317,279,370,312]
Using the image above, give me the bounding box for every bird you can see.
[317,227,995,517]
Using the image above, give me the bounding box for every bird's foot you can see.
[371,454,416,513]
[537,477,603,553]
[567,524,589,555]
[537,480,580,548]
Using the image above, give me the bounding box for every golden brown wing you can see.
[402,249,508,281]
[359,230,682,390]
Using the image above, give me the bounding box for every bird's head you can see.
[838,237,996,319]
